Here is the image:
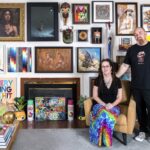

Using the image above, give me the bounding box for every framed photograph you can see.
[116,56,131,81]
[77,30,88,42]
[91,27,102,44]
[72,3,90,24]
[27,2,59,41]
[35,47,73,73]
[115,3,138,35]
[0,45,5,73]
[92,1,114,23]
[0,78,16,103]
[141,5,150,32]
[77,47,101,73]
[7,47,32,72]
[0,3,24,41]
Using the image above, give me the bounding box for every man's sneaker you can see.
[135,132,146,142]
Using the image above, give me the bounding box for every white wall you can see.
[0,0,149,97]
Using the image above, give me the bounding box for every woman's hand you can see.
[105,103,114,110]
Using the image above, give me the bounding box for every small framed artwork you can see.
[0,3,24,41]
[77,30,88,42]
[92,1,114,23]
[35,47,73,73]
[0,78,16,104]
[0,45,5,73]
[91,27,102,44]
[119,37,132,51]
[116,56,131,81]
[7,47,32,72]
[27,2,59,41]
[115,3,138,35]
[89,77,97,97]
[141,5,150,32]
[77,47,101,73]
[72,3,90,24]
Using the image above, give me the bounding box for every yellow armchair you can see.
[84,80,136,145]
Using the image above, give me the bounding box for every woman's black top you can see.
[93,76,122,106]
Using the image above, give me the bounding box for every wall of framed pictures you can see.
[0,0,149,99]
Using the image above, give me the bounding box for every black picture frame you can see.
[27,2,59,41]
[91,27,102,44]
[35,47,73,73]
[77,30,88,42]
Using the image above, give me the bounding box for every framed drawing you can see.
[115,3,138,36]
[7,47,32,72]
[72,3,90,24]
[141,5,150,32]
[0,45,5,73]
[116,56,131,81]
[77,47,101,73]
[91,27,102,44]
[35,47,73,73]
[0,78,16,103]
[0,3,24,41]
[92,1,114,23]
[77,30,88,42]
[27,2,59,41]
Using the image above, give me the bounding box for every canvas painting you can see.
[0,78,16,103]
[35,97,66,121]
[7,47,32,72]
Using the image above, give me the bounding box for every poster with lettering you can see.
[0,78,16,103]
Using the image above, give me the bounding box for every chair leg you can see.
[113,132,128,145]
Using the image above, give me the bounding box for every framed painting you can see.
[92,1,114,23]
[77,47,101,73]
[7,47,32,72]
[115,3,138,35]
[91,27,102,44]
[141,5,150,32]
[0,45,5,73]
[35,47,73,73]
[116,56,131,81]
[0,3,24,41]
[27,2,59,41]
[0,78,16,104]
[77,30,88,42]
[72,3,90,24]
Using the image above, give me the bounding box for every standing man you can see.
[116,27,150,142]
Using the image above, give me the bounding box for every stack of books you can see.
[0,124,14,149]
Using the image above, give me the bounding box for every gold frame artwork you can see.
[0,3,25,41]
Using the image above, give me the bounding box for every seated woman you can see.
[89,59,122,147]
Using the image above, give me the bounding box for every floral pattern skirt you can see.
[89,104,120,147]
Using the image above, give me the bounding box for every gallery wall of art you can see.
[0,0,150,101]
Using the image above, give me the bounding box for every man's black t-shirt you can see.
[93,76,122,106]
[124,42,150,89]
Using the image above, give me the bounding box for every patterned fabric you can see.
[89,104,120,147]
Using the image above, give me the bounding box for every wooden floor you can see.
[19,119,87,129]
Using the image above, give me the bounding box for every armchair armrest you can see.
[84,98,92,126]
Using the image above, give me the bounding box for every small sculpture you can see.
[60,2,70,25]
[63,27,73,44]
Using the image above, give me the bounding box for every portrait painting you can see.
[27,3,59,41]
[115,3,138,35]
[141,5,150,32]
[91,27,102,44]
[77,47,101,73]
[72,4,90,24]
[92,1,114,23]
[0,3,24,41]
[35,47,73,73]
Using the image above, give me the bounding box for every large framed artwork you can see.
[0,3,24,41]
[141,5,150,32]
[0,45,5,73]
[115,3,138,35]
[72,3,90,24]
[77,47,101,73]
[35,47,73,73]
[0,78,16,103]
[27,2,59,41]
[7,47,32,72]
[92,1,114,23]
